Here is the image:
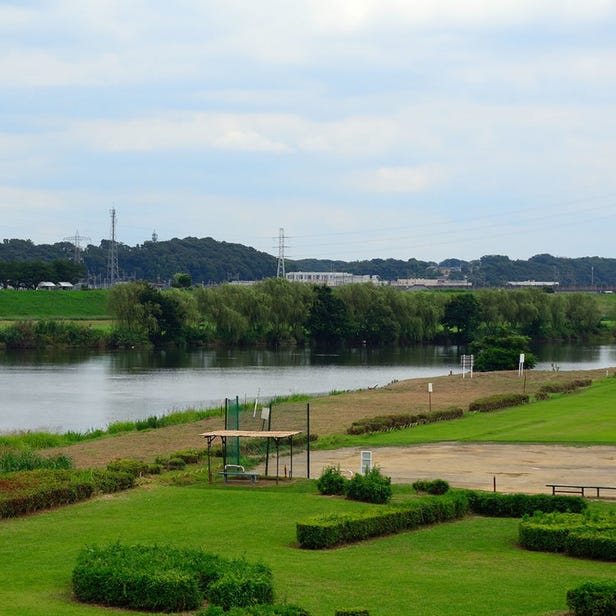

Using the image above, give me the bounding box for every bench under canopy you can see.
[200,429,302,485]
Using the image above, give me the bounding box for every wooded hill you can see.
[0,237,614,288]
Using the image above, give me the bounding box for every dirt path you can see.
[265,442,616,495]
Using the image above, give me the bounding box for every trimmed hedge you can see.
[566,528,616,561]
[465,490,586,518]
[199,605,310,615]
[567,581,616,616]
[106,458,162,477]
[519,511,616,558]
[73,543,274,612]
[0,468,134,519]
[347,407,463,435]
[468,393,529,413]
[297,492,469,549]
[538,378,592,395]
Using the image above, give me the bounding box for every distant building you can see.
[285,271,379,286]
[392,278,472,289]
[507,281,559,288]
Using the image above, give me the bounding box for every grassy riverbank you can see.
[2,369,616,615]
[0,289,109,321]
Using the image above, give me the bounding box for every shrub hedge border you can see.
[567,580,616,616]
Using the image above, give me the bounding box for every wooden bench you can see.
[218,464,259,484]
[546,484,616,498]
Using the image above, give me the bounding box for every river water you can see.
[1,342,615,434]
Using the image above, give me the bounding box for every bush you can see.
[335,611,370,616]
[567,580,616,616]
[412,479,450,495]
[468,393,530,413]
[347,407,463,435]
[297,492,469,549]
[345,467,392,504]
[106,458,152,478]
[317,466,348,496]
[73,543,274,612]
[466,491,586,518]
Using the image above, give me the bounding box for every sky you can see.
[2,0,616,264]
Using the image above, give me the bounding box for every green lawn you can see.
[0,289,109,320]
[319,376,616,449]
[1,482,614,616]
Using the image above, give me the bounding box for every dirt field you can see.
[46,367,616,495]
[268,442,616,495]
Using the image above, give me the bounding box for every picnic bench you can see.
[218,464,259,484]
[546,484,616,498]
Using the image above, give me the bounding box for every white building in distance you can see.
[285,271,379,286]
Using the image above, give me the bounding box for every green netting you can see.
[225,397,240,465]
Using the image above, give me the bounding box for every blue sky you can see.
[2,0,616,262]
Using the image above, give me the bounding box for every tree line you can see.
[0,259,85,289]
[2,237,616,287]
[107,281,604,349]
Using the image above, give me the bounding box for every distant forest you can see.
[0,236,614,288]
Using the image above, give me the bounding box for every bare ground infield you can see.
[46,367,616,495]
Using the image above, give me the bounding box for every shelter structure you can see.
[200,429,302,485]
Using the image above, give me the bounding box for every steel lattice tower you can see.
[276,227,286,278]
[63,230,91,264]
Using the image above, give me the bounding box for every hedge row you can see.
[468,393,530,412]
[297,492,469,549]
[106,458,162,477]
[465,490,586,518]
[347,407,464,435]
[567,581,616,616]
[538,378,592,395]
[199,605,310,615]
[412,479,450,495]
[0,468,134,519]
[73,543,274,612]
[519,511,616,560]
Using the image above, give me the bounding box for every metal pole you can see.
[306,402,311,479]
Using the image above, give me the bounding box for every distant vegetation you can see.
[1,236,616,287]
[0,281,607,351]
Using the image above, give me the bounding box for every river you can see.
[1,342,615,434]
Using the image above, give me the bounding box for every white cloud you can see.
[354,164,447,193]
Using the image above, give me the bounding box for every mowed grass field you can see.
[1,482,615,616]
[0,289,110,320]
[3,375,616,616]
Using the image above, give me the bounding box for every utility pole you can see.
[107,208,119,286]
[276,227,286,278]
[63,230,91,264]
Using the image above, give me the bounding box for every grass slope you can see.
[0,289,109,320]
[319,376,616,449]
[1,482,615,616]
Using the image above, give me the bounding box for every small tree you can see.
[470,329,536,372]
[171,272,192,288]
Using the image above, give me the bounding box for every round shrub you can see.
[345,467,392,504]
[412,479,449,495]
[567,580,616,616]
[317,466,348,496]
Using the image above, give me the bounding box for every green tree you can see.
[307,285,350,345]
[470,329,536,372]
[442,293,482,340]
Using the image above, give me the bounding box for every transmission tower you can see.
[63,230,91,264]
[107,208,120,286]
[276,227,287,278]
